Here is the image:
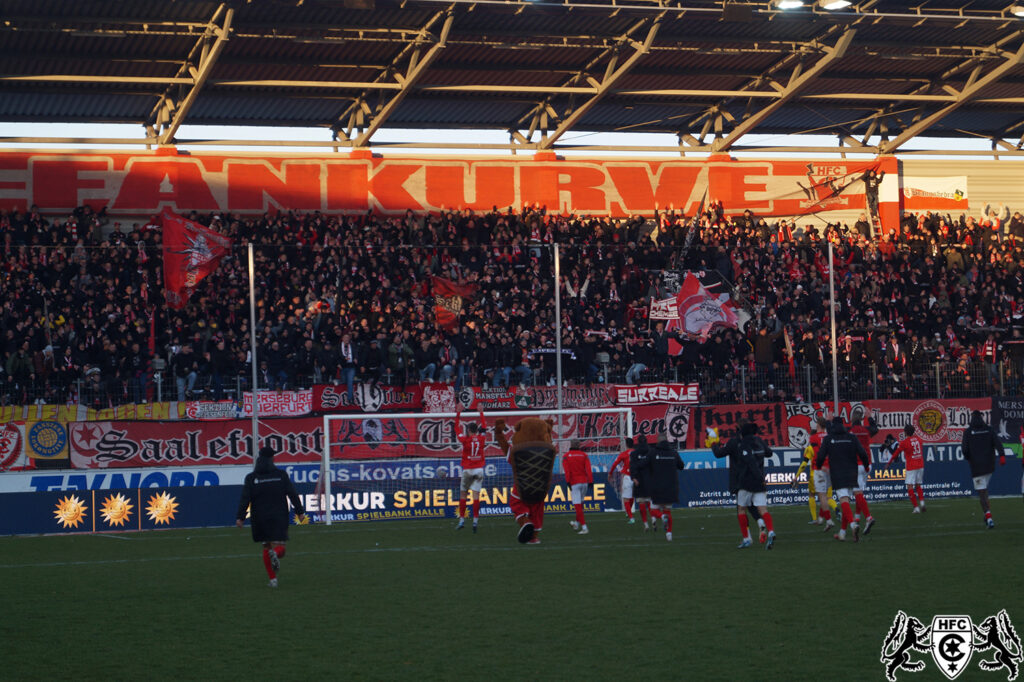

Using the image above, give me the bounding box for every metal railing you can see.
[0,358,1020,408]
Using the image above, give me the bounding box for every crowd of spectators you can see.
[1,199,1023,409]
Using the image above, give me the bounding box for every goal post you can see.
[319,408,633,525]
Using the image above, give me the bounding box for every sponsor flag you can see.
[160,208,232,310]
[663,271,750,350]
[431,276,477,331]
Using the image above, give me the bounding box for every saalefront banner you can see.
[0,151,898,222]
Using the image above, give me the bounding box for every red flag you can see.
[431,276,477,331]
[783,327,797,381]
[160,208,232,309]
[665,271,743,341]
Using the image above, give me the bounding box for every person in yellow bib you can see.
[791,417,838,527]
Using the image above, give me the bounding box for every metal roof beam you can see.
[331,8,454,143]
[352,12,455,147]
[511,15,656,143]
[148,4,234,146]
[854,29,1024,145]
[879,38,1024,153]
[711,27,856,152]
[537,13,663,149]
[682,0,878,145]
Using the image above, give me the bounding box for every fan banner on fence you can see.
[613,383,699,406]
[991,397,1024,457]
[901,176,968,212]
[313,383,423,413]
[783,398,991,452]
[687,403,789,449]
[431,276,477,331]
[160,208,232,309]
[0,421,28,471]
[67,418,326,468]
[185,390,313,419]
[456,386,532,411]
[0,152,899,224]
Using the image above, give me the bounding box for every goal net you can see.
[317,408,633,525]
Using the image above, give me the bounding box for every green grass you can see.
[2,498,1022,681]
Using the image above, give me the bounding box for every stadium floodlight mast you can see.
[320,408,634,525]
[828,241,840,417]
[247,242,260,467]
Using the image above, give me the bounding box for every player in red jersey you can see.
[455,409,487,532]
[883,424,926,513]
[849,414,878,534]
[562,440,594,535]
[607,437,635,523]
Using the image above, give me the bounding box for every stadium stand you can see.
[1,204,1022,408]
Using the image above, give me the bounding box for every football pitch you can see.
[3,498,1021,681]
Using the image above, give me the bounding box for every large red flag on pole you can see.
[160,208,232,309]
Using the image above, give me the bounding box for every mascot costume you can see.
[494,417,556,544]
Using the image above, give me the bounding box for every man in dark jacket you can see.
[961,410,1006,529]
[712,421,777,550]
[816,417,870,542]
[236,447,307,587]
[638,433,684,541]
[629,435,654,530]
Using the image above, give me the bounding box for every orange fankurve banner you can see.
[0,150,900,222]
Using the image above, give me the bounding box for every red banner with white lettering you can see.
[68,418,324,468]
[613,383,700,406]
[0,151,898,225]
[160,208,231,309]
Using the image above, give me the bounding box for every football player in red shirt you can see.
[607,438,635,523]
[563,439,594,535]
[455,410,488,532]
[883,424,926,512]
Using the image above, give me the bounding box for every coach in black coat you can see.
[629,435,652,499]
[815,418,870,491]
[642,435,685,506]
[961,410,1006,528]
[237,447,306,541]
[712,422,772,494]
[961,410,1004,479]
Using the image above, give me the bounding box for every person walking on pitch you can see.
[563,439,594,535]
[815,418,870,542]
[883,425,926,513]
[236,447,307,588]
[455,409,488,532]
[961,410,1006,529]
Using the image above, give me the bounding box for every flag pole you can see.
[554,243,563,416]
[248,242,260,467]
[828,240,839,417]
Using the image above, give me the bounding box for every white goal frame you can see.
[321,408,634,525]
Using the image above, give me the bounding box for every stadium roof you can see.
[2,0,1024,155]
